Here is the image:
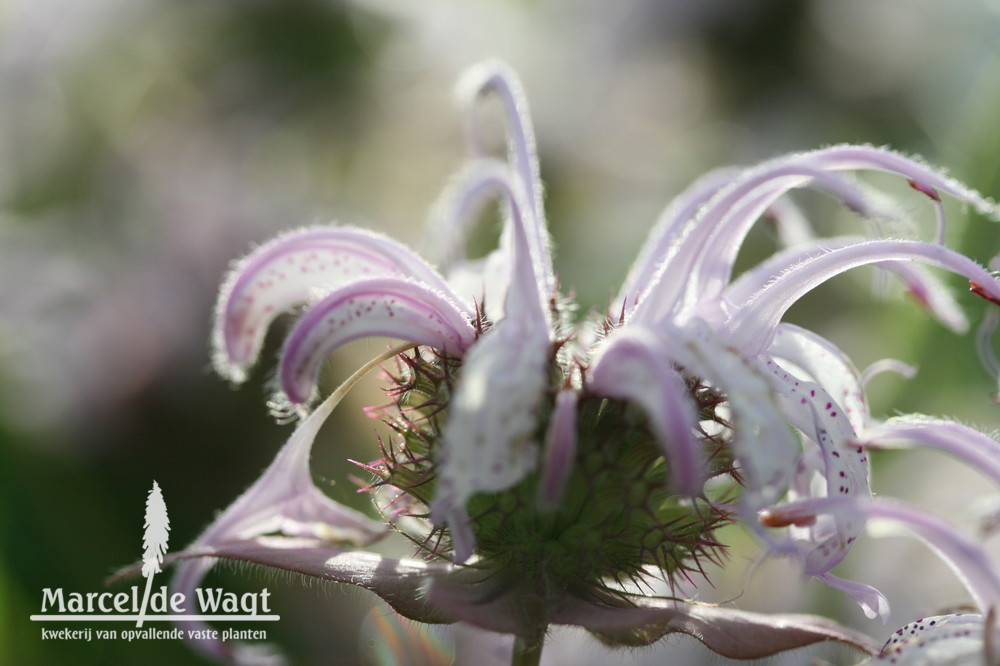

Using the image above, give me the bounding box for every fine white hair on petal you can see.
[588,327,704,497]
[212,226,463,383]
[721,239,1000,356]
[431,319,551,549]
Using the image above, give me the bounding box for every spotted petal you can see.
[588,327,704,497]
[551,594,880,658]
[214,227,462,382]
[865,613,999,665]
[279,277,476,404]
[862,416,1000,487]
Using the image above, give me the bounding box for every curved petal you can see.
[167,374,390,664]
[617,167,738,309]
[759,357,871,576]
[761,497,1000,614]
[538,388,579,509]
[720,239,1000,355]
[213,226,459,383]
[550,594,880,658]
[631,165,870,326]
[724,237,970,333]
[866,613,998,665]
[862,417,1000,487]
[279,277,476,404]
[428,160,551,327]
[430,318,551,561]
[816,573,890,622]
[770,324,869,432]
[453,60,552,291]
[588,327,703,497]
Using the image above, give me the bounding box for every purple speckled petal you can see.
[279,277,476,404]
[721,239,1000,355]
[816,573,890,622]
[866,613,998,665]
[863,417,1000,487]
[761,497,1000,614]
[588,327,703,497]
[758,356,871,577]
[213,226,460,382]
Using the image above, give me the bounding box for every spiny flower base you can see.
[365,346,736,608]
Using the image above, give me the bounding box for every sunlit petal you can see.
[279,277,476,404]
[588,327,703,497]
[214,226,461,382]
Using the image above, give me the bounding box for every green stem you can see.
[511,632,544,666]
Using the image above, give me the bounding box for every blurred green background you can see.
[3,1,1000,664]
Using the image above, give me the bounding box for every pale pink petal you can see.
[279,277,476,404]
[816,572,890,622]
[213,226,460,382]
[167,390,387,663]
[588,327,703,497]
[551,594,880,658]
[538,389,579,509]
[721,239,1000,355]
[868,613,998,665]
[454,61,552,292]
[863,417,1000,487]
[762,498,1000,613]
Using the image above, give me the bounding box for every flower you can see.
[159,60,1000,664]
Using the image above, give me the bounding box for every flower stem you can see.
[511,633,544,666]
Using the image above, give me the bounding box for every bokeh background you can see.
[4,1,1000,664]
